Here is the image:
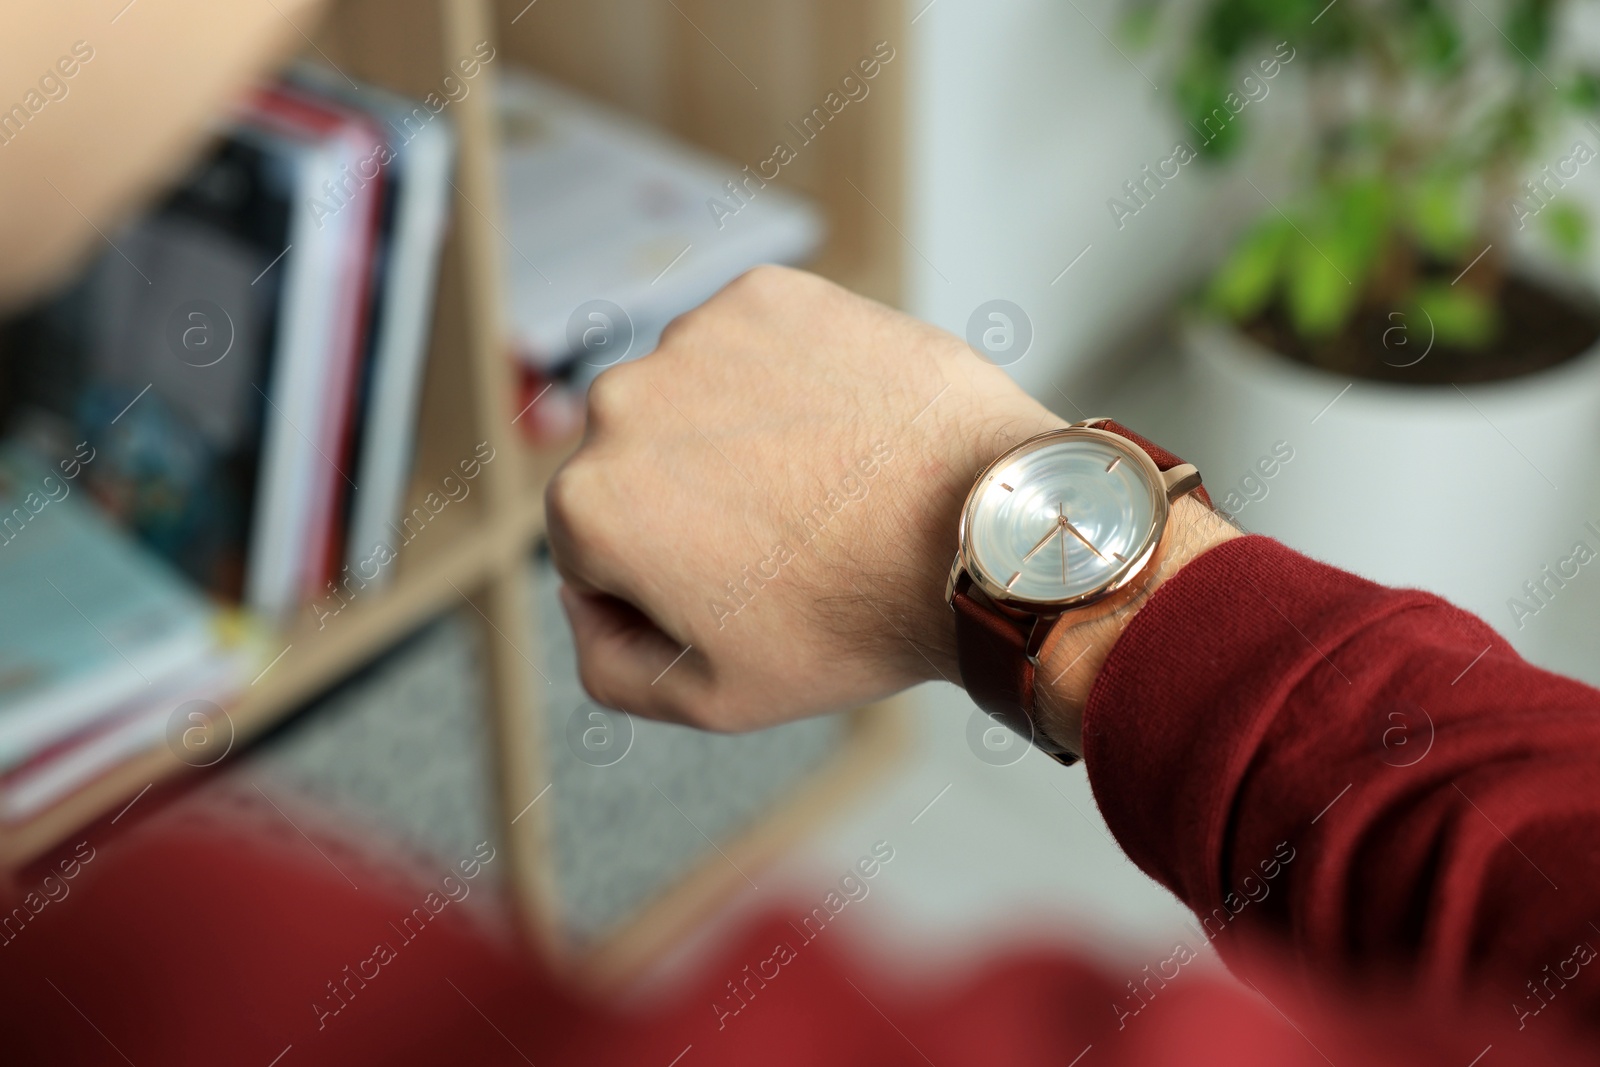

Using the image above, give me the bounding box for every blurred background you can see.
[4,0,1600,1022]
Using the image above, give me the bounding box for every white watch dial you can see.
[964,431,1164,605]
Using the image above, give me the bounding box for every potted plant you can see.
[1127,0,1600,641]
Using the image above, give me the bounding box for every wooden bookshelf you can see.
[2,0,910,982]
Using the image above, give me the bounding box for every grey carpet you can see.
[245,553,846,944]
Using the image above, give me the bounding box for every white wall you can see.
[902,0,1218,399]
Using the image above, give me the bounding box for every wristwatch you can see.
[946,418,1210,765]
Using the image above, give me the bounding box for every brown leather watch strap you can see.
[951,576,1073,759]
[953,421,1209,766]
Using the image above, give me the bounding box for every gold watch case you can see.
[944,419,1201,661]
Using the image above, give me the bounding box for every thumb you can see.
[558,584,705,723]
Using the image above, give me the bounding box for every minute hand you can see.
[1060,518,1106,560]
[1020,524,1062,563]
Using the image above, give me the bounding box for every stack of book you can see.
[0,447,249,822]
[496,69,825,392]
[0,65,457,820]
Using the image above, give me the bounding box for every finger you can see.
[558,584,708,724]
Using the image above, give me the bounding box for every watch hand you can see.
[1060,517,1106,560]
[1021,523,1062,564]
[1060,524,1067,583]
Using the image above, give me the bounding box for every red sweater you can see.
[3,536,1599,1065]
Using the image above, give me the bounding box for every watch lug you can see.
[1162,462,1202,501]
[1023,612,1061,662]
[945,556,968,607]
[1071,416,1113,429]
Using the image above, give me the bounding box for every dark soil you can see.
[1243,276,1600,385]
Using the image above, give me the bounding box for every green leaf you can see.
[1408,173,1474,259]
[1275,183,1388,338]
[1176,61,1245,160]
[1410,3,1463,72]
[1542,200,1589,258]
[1331,178,1391,273]
[1413,283,1497,348]
[1209,216,1293,320]
[1200,0,1263,60]
[1287,231,1361,337]
[1567,71,1600,110]
[1505,0,1554,65]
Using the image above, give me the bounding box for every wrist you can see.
[890,387,1069,686]
[1032,493,1240,759]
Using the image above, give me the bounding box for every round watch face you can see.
[961,429,1167,607]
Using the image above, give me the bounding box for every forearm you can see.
[1070,534,1600,1027]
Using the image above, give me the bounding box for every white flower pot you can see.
[1184,316,1600,654]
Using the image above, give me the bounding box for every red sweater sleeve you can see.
[1084,535,1600,1032]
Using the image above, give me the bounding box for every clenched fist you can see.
[544,266,1067,730]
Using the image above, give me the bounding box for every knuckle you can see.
[674,689,739,733]
[575,657,626,714]
[545,457,630,583]
[732,263,791,295]
[584,363,639,429]
[543,460,583,527]
[544,459,602,558]
[655,306,701,349]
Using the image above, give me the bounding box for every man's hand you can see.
[546,266,1065,730]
